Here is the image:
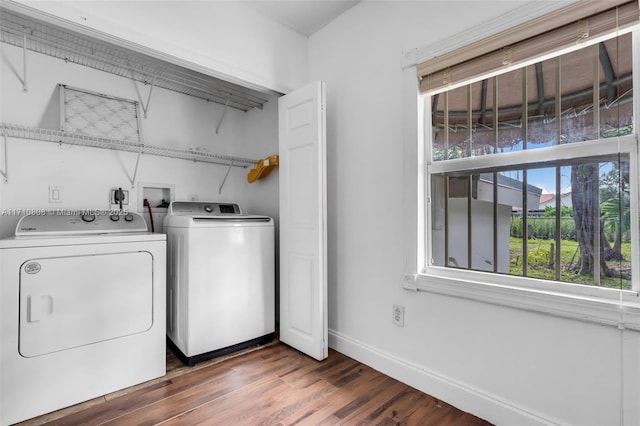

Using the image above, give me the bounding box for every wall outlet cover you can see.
[392,304,405,327]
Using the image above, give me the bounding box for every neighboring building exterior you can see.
[432,173,542,273]
[538,192,573,209]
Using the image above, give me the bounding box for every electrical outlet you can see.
[110,188,129,205]
[392,304,405,327]
[48,186,62,203]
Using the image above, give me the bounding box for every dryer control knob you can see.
[110,214,120,221]
[124,214,134,222]
[81,214,96,223]
[204,204,214,213]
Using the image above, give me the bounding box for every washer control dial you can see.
[81,214,96,223]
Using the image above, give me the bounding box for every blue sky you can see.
[502,163,616,195]
[501,167,572,195]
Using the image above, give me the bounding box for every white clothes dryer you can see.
[0,211,166,425]
[164,201,275,365]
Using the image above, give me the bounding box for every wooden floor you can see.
[19,342,491,426]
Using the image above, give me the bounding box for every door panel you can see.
[289,145,316,227]
[19,251,153,357]
[279,81,328,361]
[288,253,313,336]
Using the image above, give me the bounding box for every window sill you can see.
[409,269,640,331]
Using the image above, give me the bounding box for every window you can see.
[415,1,640,318]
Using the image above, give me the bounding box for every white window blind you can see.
[417,0,640,95]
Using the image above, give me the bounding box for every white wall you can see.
[9,0,308,93]
[4,1,640,424]
[309,1,640,425]
[0,41,280,237]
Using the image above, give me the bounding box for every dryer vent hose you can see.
[143,198,155,233]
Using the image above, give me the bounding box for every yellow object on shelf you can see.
[247,154,279,183]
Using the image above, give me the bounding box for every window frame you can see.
[412,26,640,330]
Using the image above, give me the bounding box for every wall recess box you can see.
[48,186,62,203]
[137,183,174,213]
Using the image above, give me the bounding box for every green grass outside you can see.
[509,238,632,290]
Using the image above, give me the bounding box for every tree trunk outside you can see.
[571,163,611,277]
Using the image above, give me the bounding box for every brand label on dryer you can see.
[24,262,41,274]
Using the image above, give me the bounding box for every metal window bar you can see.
[521,66,529,278]
[444,92,450,160]
[444,176,450,267]
[592,44,602,285]
[522,67,528,151]
[467,84,473,270]
[493,76,499,273]
[467,85,472,157]
[522,169,529,276]
[555,167,562,281]
[467,174,473,270]
[493,171,498,273]
[594,176,602,285]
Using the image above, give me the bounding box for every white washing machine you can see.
[164,201,275,365]
[0,211,166,426]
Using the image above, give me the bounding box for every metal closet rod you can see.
[0,124,258,168]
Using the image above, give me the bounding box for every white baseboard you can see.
[328,329,562,426]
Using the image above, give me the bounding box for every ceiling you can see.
[243,0,360,36]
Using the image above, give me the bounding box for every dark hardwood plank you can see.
[368,388,431,425]
[256,378,337,425]
[18,342,492,426]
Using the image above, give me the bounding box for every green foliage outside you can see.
[508,238,631,289]
[542,205,573,218]
[601,195,631,244]
[510,216,576,241]
[507,157,633,288]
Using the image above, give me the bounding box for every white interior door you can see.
[278,81,327,361]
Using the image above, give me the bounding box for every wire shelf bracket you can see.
[128,150,142,189]
[1,127,8,183]
[218,160,233,194]
[22,33,27,92]
[215,96,231,135]
[135,79,155,119]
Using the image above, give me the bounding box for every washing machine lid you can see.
[167,201,242,216]
[164,202,273,227]
[164,215,273,228]
[15,211,148,236]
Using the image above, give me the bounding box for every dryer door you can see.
[19,251,153,357]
